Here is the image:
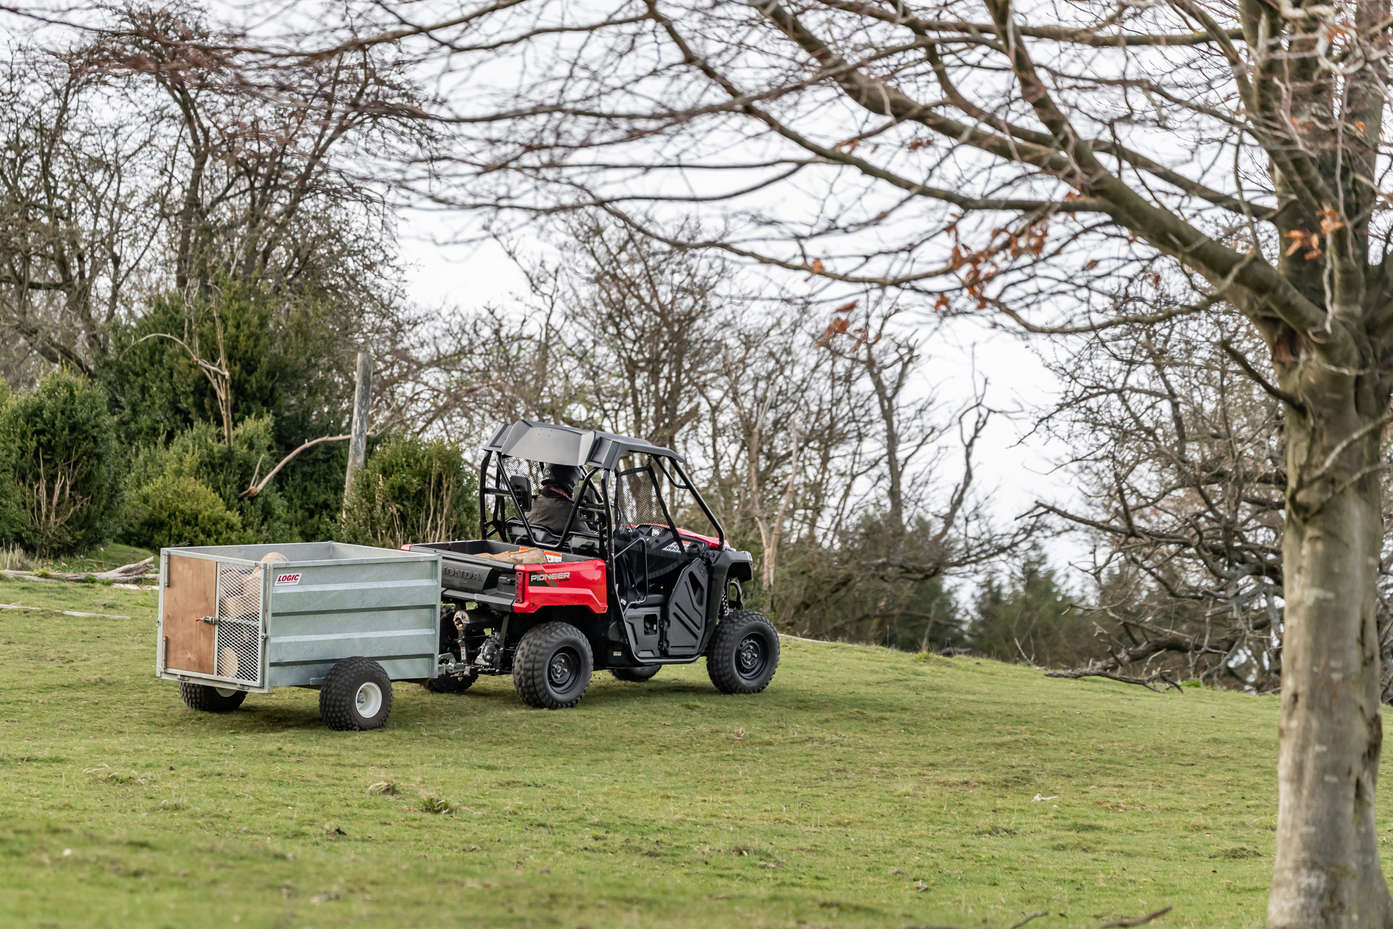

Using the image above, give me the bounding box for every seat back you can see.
[508,474,532,511]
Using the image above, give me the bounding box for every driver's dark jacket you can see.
[528,486,590,538]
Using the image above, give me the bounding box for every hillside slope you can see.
[0,577,1303,928]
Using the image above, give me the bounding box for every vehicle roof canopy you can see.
[484,420,681,470]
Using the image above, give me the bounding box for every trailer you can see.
[156,541,442,730]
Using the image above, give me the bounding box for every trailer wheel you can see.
[319,657,393,730]
[610,665,661,683]
[179,682,248,713]
[513,621,593,709]
[707,610,779,695]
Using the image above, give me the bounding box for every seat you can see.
[503,518,601,555]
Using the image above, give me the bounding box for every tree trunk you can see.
[1269,388,1392,928]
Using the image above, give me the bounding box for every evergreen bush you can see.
[341,436,477,549]
[0,370,122,556]
[124,474,246,549]
[122,416,292,547]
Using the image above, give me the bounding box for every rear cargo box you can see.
[156,541,442,692]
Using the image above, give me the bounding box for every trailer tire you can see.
[319,657,393,730]
[513,621,593,709]
[423,670,478,694]
[610,665,661,683]
[707,610,779,695]
[179,682,248,713]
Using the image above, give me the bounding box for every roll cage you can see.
[476,420,727,562]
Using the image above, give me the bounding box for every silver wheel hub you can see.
[355,681,383,717]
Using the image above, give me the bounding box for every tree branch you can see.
[241,432,353,498]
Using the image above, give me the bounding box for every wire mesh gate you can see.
[213,562,265,686]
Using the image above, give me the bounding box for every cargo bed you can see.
[410,540,606,614]
[157,541,442,693]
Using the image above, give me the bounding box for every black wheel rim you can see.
[548,646,580,690]
[735,633,769,681]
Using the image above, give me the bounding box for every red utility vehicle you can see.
[409,420,778,709]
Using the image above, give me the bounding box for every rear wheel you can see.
[179,682,247,713]
[610,665,661,683]
[707,610,779,694]
[319,657,393,730]
[513,621,593,709]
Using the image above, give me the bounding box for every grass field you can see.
[0,574,1332,929]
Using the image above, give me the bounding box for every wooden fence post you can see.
[343,351,372,511]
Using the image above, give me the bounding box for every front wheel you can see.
[319,657,393,730]
[513,621,594,709]
[707,610,779,695]
[179,682,248,713]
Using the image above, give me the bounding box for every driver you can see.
[528,464,591,538]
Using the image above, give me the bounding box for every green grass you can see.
[0,577,1333,929]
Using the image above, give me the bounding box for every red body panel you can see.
[513,557,608,614]
[676,527,721,548]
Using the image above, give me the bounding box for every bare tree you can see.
[562,216,729,450]
[1040,307,1289,689]
[822,297,946,532]
[1041,303,1393,707]
[0,49,161,380]
[319,3,1393,920]
[83,4,431,300]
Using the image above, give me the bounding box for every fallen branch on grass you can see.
[1,557,156,585]
[0,602,132,619]
[1045,667,1182,693]
[92,558,154,581]
[1098,908,1173,928]
[903,904,1171,929]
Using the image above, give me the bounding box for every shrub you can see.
[100,282,351,448]
[274,438,348,543]
[102,282,358,544]
[122,416,293,547]
[341,436,477,549]
[124,474,246,549]
[0,379,18,544]
[0,370,122,556]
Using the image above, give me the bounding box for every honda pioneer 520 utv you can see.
[408,420,778,709]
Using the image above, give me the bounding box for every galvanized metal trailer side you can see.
[157,541,442,728]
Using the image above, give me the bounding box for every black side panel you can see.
[664,560,709,658]
[623,606,663,659]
